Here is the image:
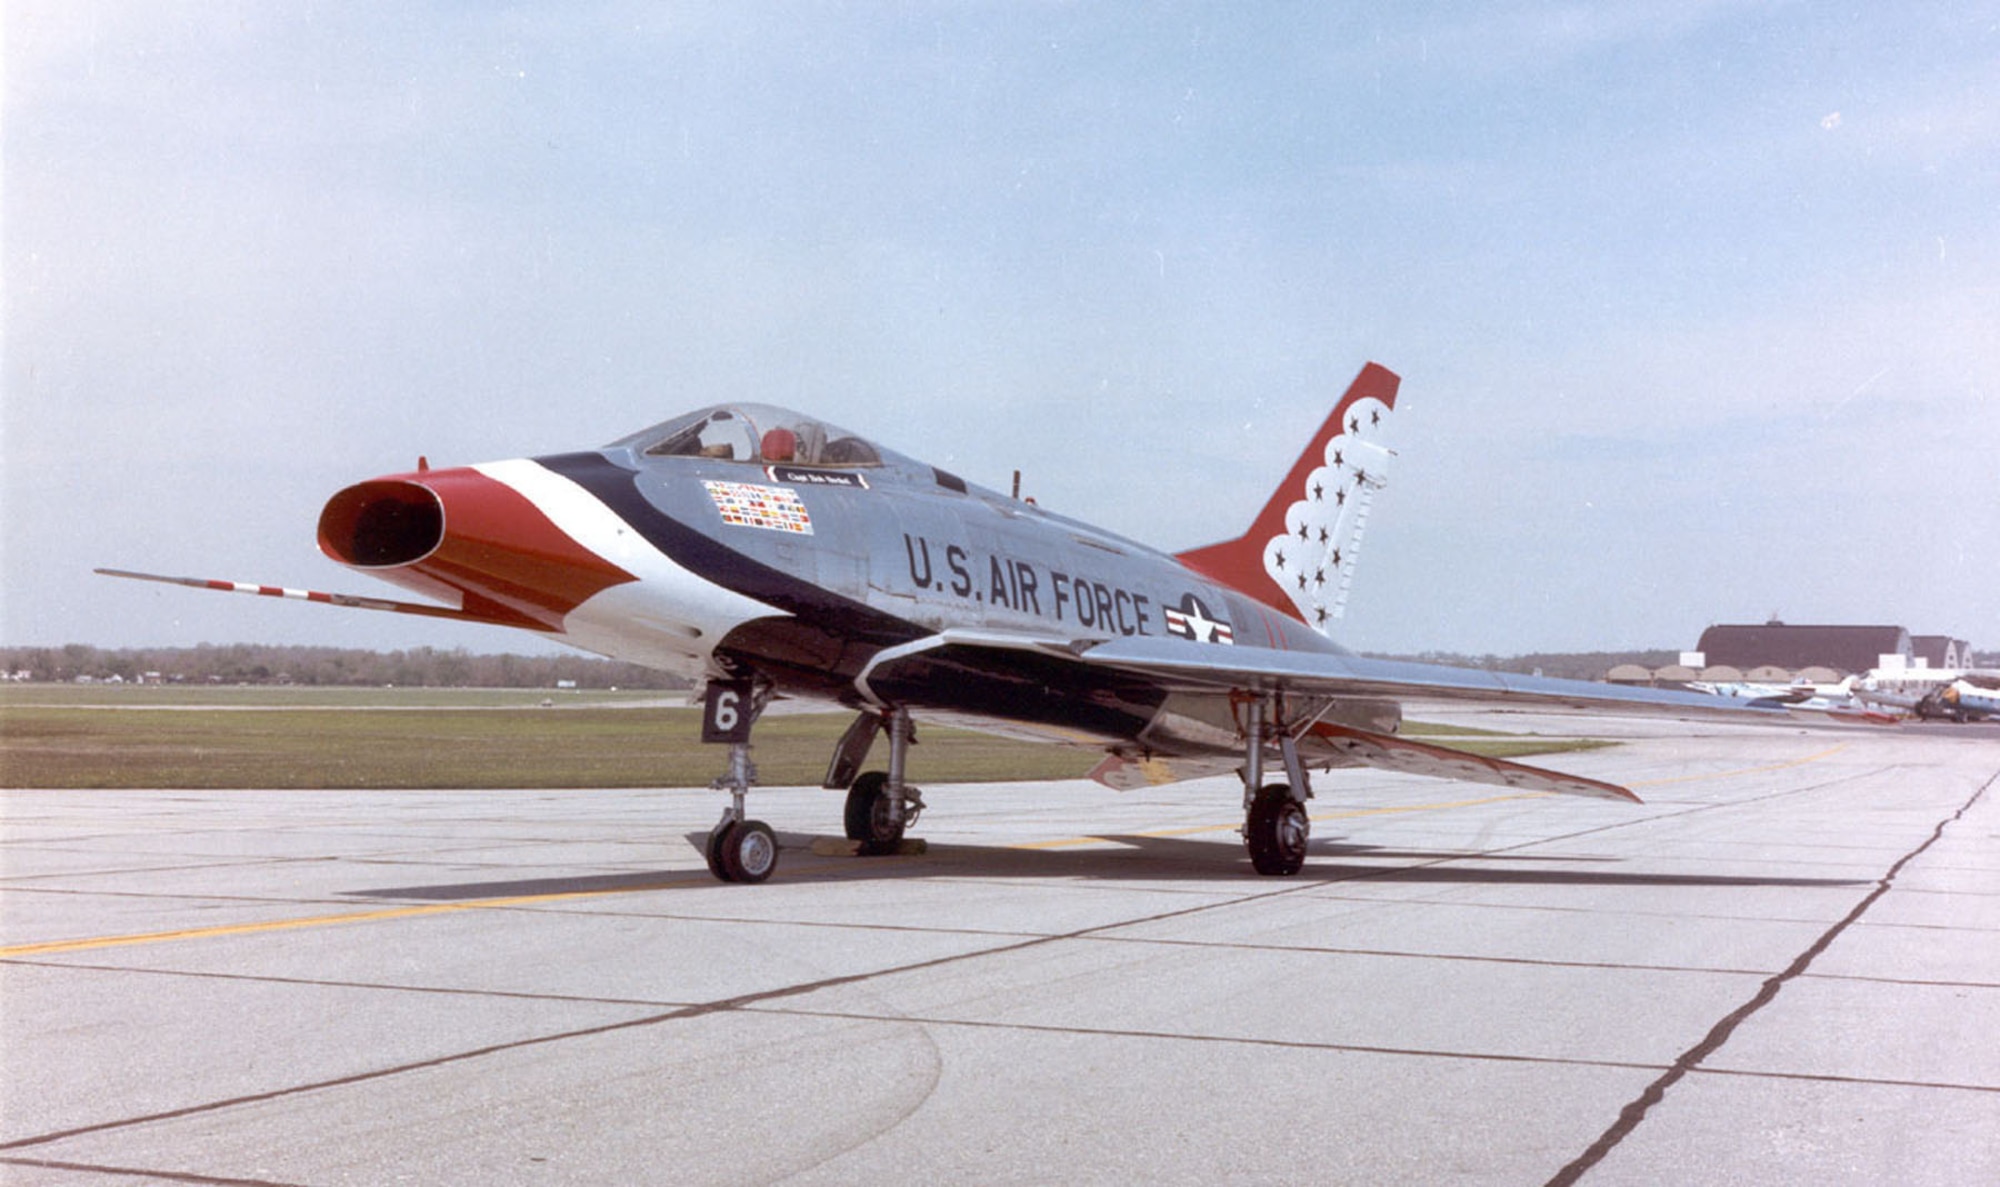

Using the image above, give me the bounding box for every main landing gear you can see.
[831,706,925,856]
[1239,693,1313,876]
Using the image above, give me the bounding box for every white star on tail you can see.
[1258,397,1393,633]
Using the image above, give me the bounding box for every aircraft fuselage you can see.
[316,401,1349,754]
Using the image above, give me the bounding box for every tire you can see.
[719,819,779,883]
[1245,785,1309,876]
[844,771,905,854]
[705,823,737,882]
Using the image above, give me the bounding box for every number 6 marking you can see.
[702,679,754,743]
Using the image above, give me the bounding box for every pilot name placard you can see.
[767,465,869,489]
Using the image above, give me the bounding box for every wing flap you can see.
[1307,722,1638,802]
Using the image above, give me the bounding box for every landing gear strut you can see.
[702,678,779,884]
[1240,692,1312,876]
[836,706,924,855]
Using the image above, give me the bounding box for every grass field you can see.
[0,687,1611,789]
[0,685,672,709]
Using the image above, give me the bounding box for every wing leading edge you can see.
[1073,634,1796,716]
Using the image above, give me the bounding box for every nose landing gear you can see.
[702,678,779,884]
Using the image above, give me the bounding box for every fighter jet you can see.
[104,363,1803,883]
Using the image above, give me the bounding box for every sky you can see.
[5,2,1996,660]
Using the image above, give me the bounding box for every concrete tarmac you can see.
[2,721,1996,1185]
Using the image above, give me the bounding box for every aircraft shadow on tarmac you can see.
[341,830,1866,901]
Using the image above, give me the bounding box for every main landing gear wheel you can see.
[843,771,906,855]
[707,819,779,884]
[1245,784,1309,876]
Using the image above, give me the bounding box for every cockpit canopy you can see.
[623,404,883,468]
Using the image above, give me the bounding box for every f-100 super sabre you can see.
[103,363,1803,883]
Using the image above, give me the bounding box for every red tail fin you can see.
[1175,362,1400,632]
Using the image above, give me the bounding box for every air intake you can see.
[317,480,445,568]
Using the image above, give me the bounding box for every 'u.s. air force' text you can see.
[902,534,1152,635]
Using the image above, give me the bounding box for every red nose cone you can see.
[319,466,636,629]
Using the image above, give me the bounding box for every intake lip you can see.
[318,479,445,568]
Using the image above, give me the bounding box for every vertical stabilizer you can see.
[1175,363,1399,633]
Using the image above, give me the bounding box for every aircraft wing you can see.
[1071,635,1794,718]
[877,629,1796,720]
[856,629,1810,800]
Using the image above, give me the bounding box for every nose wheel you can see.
[707,818,779,883]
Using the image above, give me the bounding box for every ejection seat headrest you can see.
[761,428,797,462]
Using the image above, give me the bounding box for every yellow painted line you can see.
[1628,742,1850,789]
[0,881,691,960]
[1012,791,1549,849]
[7,747,1851,959]
[1012,742,1852,852]
[1309,791,1553,821]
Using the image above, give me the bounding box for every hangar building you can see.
[1694,621,1910,676]
[1912,635,1972,669]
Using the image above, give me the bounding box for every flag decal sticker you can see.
[703,481,814,534]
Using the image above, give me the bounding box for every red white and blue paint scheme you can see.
[104,363,1805,883]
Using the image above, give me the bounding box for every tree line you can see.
[11,642,1680,688]
[1367,647,1996,679]
[1362,649,1683,680]
[8,642,1988,690]
[1,643,690,689]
